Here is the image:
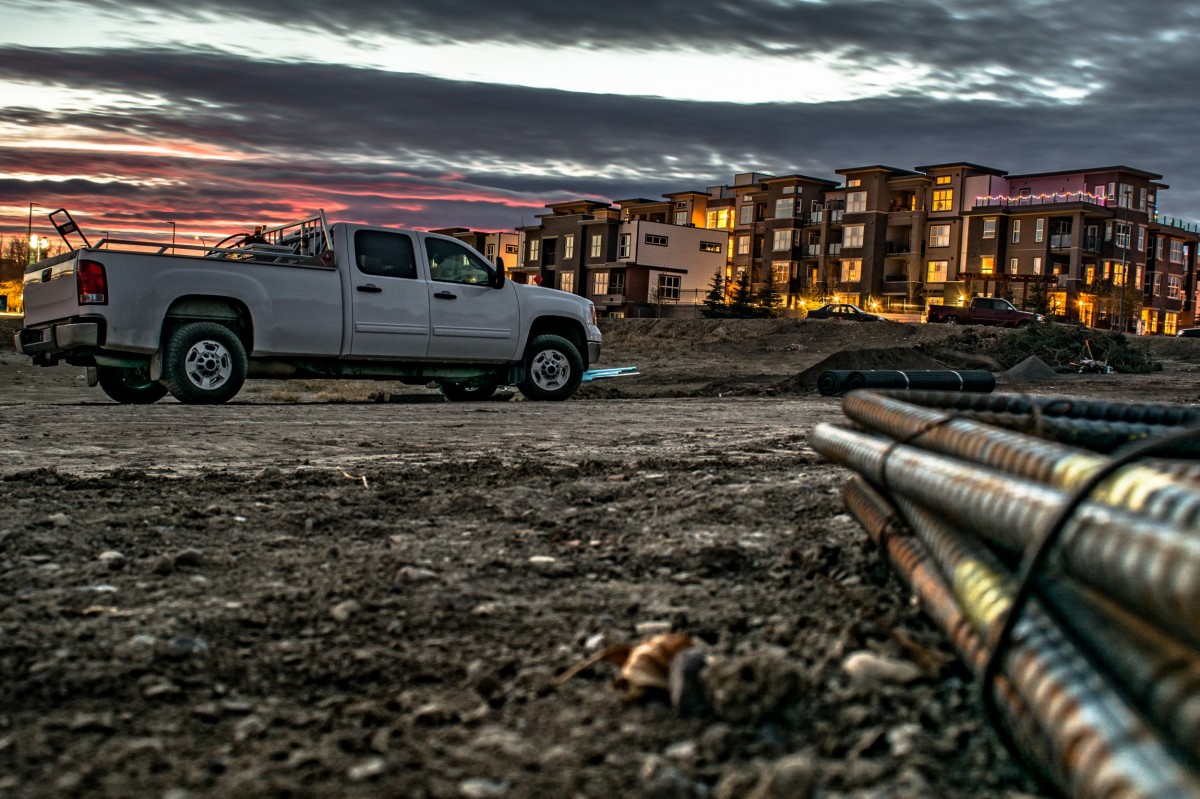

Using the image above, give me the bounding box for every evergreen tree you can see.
[729,271,755,317]
[702,267,729,318]
[755,273,782,318]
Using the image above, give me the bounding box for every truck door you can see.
[349,230,431,358]
[422,236,519,361]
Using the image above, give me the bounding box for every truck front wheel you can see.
[518,335,583,401]
[163,322,248,405]
[96,365,168,404]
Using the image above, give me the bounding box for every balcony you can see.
[885,240,912,255]
[805,244,821,257]
[807,211,823,224]
[974,192,1107,210]
[828,210,845,223]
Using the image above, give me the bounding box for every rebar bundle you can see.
[812,389,1200,798]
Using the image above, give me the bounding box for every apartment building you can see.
[509,163,1200,329]
[430,228,521,273]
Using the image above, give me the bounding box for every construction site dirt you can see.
[2,315,1199,799]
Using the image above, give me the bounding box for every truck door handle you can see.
[433,291,457,300]
[357,284,382,293]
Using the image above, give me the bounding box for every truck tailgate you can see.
[22,253,83,327]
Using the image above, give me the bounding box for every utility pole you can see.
[26,202,34,266]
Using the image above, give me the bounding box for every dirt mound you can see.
[917,325,1161,374]
[779,347,947,392]
[1002,355,1059,382]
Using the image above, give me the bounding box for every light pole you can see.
[170,221,176,253]
[26,202,35,266]
[30,235,48,263]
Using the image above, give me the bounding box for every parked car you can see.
[806,303,881,322]
[1177,328,1200,338]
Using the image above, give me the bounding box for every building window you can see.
[1156,237,1164,259]
[844,225,864,248]
[932,189,953,212]
[700,241,722,253]
[737,235,750,255]
[1153,272,1162,295]
[1118,183,1134,208]
[1138,226,1146,251]
[841,259,862,282]
[618,233,631,258]
[1033,257,1042,274]
[1012,220,1021,243]
[772,230,792,251]
[610,271,626,293]
[1139,188,1148,211]
[1169,275,1182,299]
[927,260,948,282]
[1035,218,1045,243]
[929,224,950,248]
[980,256,995,274]
[645,234,668,247]
[1009,257,1019,274]
[1115,223,1131,249]
[1170,240,1185,263]
[591,234,603,258]
[559,271,575,294]
[848,178,862,187]
[935,175,951,185]
[674,211,687,225]
[739,205,754,225]
[706,208,733,230]
[846,191,867,213]
[486,244,495,257]
[983,218,997,239]
[658,274,680,301]
[592,271,610,296]
[770,261,790,285]
[529,239,539,261]
[775,198,794,218]
[563,235,575,260]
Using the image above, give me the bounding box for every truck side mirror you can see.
[490,266,506,289]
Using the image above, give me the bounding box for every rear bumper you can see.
[16,321,101,357]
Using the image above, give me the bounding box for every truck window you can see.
[427,238,492,285]
[355,230,416,279]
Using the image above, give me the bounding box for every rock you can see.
[394,566,438,585]
[669,648,709,717]
[639,755,696,799]
[842,651,924,687]
[887,722,924,758]
[745,753,818,799]
[704,651,804,724]
[167,636,209,657]
[151,554,175,575]
[347,757,387,781]
[174,548,205,567]
[330,599,360,622]
[98,550,126,570]
[48,512,71,527]
[458,777,510,798]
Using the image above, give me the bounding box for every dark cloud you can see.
[3,7,1200,243]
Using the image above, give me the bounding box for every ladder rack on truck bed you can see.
[49,209,335,267]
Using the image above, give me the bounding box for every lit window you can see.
[674,211,687,225]
[844,225,864,248]
[737,236,750,255]
[591,235,603,258]
[1033,257,1042,274]
[935,175,952,185]
[1009,257,1019,274]
[775,198,794,218]
[559,271,575,293]
[929,224,950,248]
[846,191,867,213]
[700,241,722,253]
[927,260,948,282]
[983,218,997,239]
[848,178,862,187]
[563,235,575,259]
[592,271,609,296]
[529,239,539,261]
[933,190,954,211]
[981,256,995,274]
[772,230,791,251]
[841,259,862,282]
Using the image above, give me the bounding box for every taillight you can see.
[77,259,108,305]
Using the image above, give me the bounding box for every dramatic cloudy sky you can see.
[3,0,1200,246]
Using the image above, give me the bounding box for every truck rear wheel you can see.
[518,334,583,401]
[944,317,958,325]
[163,322,248,405]
[96,365,168,404]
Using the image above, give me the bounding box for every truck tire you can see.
[442,379,500,402]
[944,317,958,325]
[163,322,248,405]
[96,365,168,404]
[518,334,583,401]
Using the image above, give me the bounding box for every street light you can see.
[26,202,35,265]
[29,235,48,263]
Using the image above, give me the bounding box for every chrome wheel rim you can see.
[184,339,233,390]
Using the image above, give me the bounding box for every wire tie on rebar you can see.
[978,423,1200,768]
[876,409,959,500]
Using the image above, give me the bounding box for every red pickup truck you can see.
[926,296,1043,327]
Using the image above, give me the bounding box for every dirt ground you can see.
[2,315,1199,799]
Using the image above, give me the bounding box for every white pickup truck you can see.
[16,212,602,404]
